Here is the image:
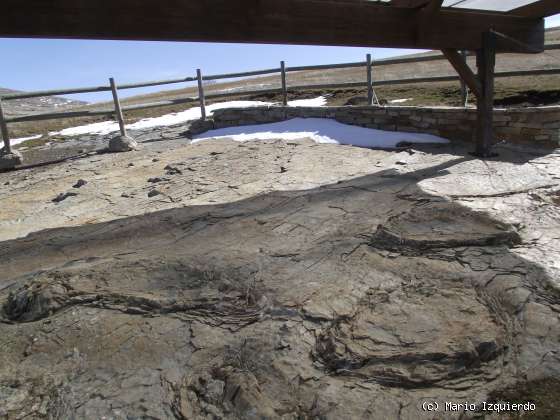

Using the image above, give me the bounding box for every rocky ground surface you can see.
[1,126,560,419]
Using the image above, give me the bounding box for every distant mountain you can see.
[0,87,88,117]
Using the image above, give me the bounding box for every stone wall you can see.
[188,105,560,148]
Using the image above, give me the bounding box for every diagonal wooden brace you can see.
[441,49,482,99]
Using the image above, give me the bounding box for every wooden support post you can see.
[460,50,468,107]
[197,69,206,120]
[280,61,287,106]
[0,98,11,153]
[109,77,127,137]
[366,54,374,106]
[475,31,497,157]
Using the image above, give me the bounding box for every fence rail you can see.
[2,42,560,151]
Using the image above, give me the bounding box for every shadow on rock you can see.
[0,151,559,419]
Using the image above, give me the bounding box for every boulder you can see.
[108,134,138,152]
[0,149,23,170]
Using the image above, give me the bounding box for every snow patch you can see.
[288,97,327,107]
[53,121,119,137]
[389,98,413,104]
[127,100,273,131]
[192,118,449,149]
[51,97,327,137]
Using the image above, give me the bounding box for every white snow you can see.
[51,97,328,137]
[10,134,43,147]
[287,97,327,107]
[53,121,119,137]
[192,118,449,149]
[389,98,413,104]
[126,100,273,131]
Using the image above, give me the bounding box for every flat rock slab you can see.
[0,137,559,419]
[371,202,522,252]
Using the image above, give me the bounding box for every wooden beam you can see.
[475,31,496,158]
[390,0,431,8]
[511,0,560,18]
[422,0,444,14]
[441,49,482,98]
[460,50,468,107]
[0,0,545,53]
[417,0,444,44]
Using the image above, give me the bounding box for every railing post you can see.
[0,97,23,169]
[0,98,11,153]
[197,69,206,120]
[109,77,127,137]
[460,50,468,107]
[367,53,374,106]
[108,77,137,152]
[281,61,288,106]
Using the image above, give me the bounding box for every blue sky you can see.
[1,13,559,103]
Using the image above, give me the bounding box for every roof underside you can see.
[442,0,549,13]
[0,0,558,52]
[387,0,559,16]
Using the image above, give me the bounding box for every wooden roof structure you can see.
[1,0,559,157]
[0,0,556,52]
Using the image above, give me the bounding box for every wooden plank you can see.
[375,53,445,66]
[0,99,11,153]
[5,109,114,123]
[204,68,281,81]
[205,88,283,101]
[7,98,200,123]
[289,82,368,90]
[122,97,198,112]
[281,61,288,106]
[286,61,366,72]
[494,68,560,78]
[197,69,206,120]
[374,75,459,86]
[0,0,545,53]
[475,31,496,157]
[1,85,111,101]
[511,0,560,18]
[372,68,560,87]
[442,48,482,98]
[118,77,196,90]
